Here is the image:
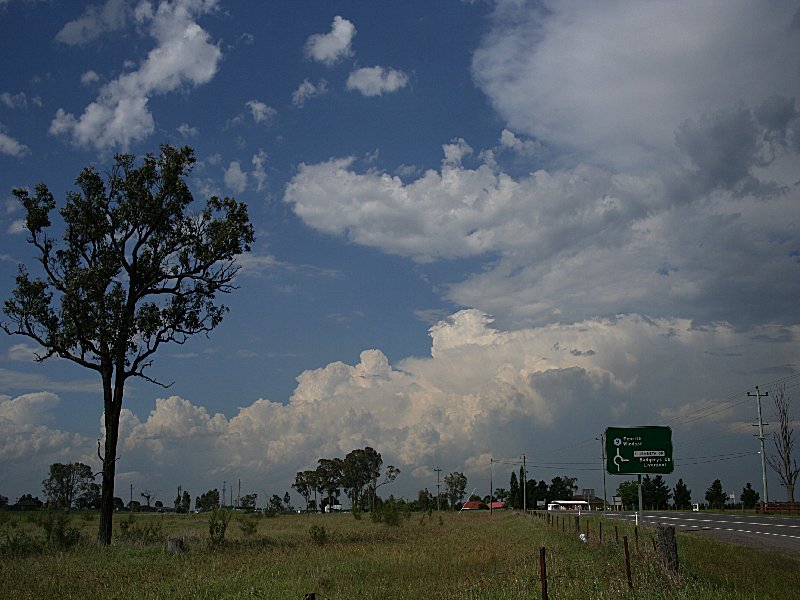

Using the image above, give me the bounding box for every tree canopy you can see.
[42,462,94,510]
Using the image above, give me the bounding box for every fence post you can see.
[574,515,580,534]
[655,524,680,582]
[599,520,602,543]
[634,526,639,551]
[623,536,633,590]
[539,546,548,600]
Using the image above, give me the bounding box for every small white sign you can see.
[633,450,665,457]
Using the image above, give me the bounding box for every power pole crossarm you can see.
[748,386,770,504]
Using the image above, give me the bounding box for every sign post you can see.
[605,426,673,514]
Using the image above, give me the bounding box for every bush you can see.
[39,510,81,550]
[370,501,402,527]
[238,514,258,537]
[0,528,43,557]
[117,514,164,545]
[208,508,230,548]
[309,525,328,545]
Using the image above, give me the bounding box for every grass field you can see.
[1,509,797,599]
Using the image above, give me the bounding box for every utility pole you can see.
[222,481,226,508]
[490,458,493,516]
[748,386,770,504]
[238,479,241,509]
[521,455,527,513]
[130,483,133,507]
[434,467,442,512]
[597,434,608,510]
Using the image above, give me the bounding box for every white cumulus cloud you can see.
[291,79,328,108]
[50,0,222,151]
[346,66,408,97]
[245,99,276,124]
[304,15,356,66]
[472,0,800,169]
[224,161,247,193]
[55,0,130,45]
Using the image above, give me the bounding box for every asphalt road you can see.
[603,510,800,555]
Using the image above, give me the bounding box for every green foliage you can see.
[207,508,230,548]
[116,513,163,545]
[0,528,43,557]
[237,514,258,537]
[673,478,692,509]
[509,471,520,509]
[740,482,760,509]
[642,474,672,509]
[616,480,640,509]
[444,471,467,509]
[308,524,328,545]
[548,475,575,501]
[195,488,220,512]
[705,479,727,509]
[42,462,95,510]
[370,500,403,527]
[39,509,81,550]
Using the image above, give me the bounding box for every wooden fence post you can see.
[655,524,679,582]
[623,536,633,590]
[539,546,548,600]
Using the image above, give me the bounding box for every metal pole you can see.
[748,386,770,503]
[521,454,527,513]
[597,433,608,510]
[490,458,493,516]
[434,467,442,512]
[637,474,643,514]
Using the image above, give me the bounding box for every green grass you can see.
[0,510,797,599]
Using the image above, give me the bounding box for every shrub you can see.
[208,508,230,548]
[370,501,402,527]
[39,509,81,550]
[0,528,43,557]
[117,514,164,545]
[238,514,258,537]
[309,525,328,545]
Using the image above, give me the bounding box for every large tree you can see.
[705,479,726,509]
[444,471,467,509]
[672,478,692,510]
[641,475,672,509]
[340,447,382,512]
[2,146,254,544]
[767,384,799,502]
[42,462,95,510]
[740,482,760,509]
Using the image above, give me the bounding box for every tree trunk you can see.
[98,369,124,545]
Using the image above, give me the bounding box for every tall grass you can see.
[0,510,796,599]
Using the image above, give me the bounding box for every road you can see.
[603,510,800,555]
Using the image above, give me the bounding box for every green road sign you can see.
[605,426,674,475]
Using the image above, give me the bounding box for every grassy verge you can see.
[0,510,796,599]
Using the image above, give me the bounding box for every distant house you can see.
[489,501,508,510]
[571,493,606,511]
[460,501,489,510]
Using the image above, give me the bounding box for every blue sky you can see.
[1,0,799,508]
